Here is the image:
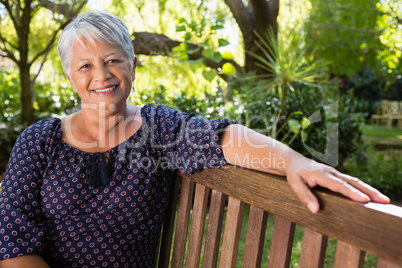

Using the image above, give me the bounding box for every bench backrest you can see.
[157,165,402,267]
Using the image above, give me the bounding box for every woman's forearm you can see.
[221,124,300,175]
[0,254,50,268]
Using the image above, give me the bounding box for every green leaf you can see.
[211,25,224,30]
[301,117,311,129]
[202,49,214,58]
[202,49,222,63]
[188,59,204,72]
[221,51,234,60]
[189,20,197,30]
[218,38,230,47]
[302,132,308,142]
[33,101,40,110]
[288,119,301,134]
[202,68,217,82]
[173,42,188,53]
[175,25,186,32]
[183,32,192,41]
[178,53,189,61]
[221,63,236,75]
[178,18,186,24]
[211,52,222,63]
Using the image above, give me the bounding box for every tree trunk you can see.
[224,0,279,75]
[18,1,34,124]
[20,66,35,124]
[249,0,279,75]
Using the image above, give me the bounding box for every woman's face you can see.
[67,38,136,111]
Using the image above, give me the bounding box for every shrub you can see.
[134,83,226,120]
[224,77,365,168]
[345,149,402,200]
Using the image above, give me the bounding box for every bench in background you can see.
[371,100,402,128]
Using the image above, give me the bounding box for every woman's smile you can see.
[92,85,118,94]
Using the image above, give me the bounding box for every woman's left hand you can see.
[286,155,391,213]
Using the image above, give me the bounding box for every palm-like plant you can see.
[247,29,329,115]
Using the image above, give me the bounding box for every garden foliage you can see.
[0,70,75,172]
[346,149,402,199]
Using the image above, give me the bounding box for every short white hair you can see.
[58,11,135,76]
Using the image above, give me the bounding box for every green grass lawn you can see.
[362,125,402,143]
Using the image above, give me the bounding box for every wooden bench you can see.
[157,165,402,267]
[371,100,402,128]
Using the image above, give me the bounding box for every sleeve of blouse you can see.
[150,105,235,174]
[0,120,51,260]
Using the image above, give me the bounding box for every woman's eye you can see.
[107,59,120,64]
[80,64,90,70]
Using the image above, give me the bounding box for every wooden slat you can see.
[171,177,195,268]
[268,215,296,268]
[377,258,402,268]
[186,183,209,267]
[158,176,180,268]
[219,197,244,268]
[334,241,365,268]
[242,206,268,267]
[299,228,328,268]
[182,167,402,265]
[202,190,226,268]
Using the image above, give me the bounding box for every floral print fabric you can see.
[0,104,233,267]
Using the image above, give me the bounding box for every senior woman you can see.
[0,11,389,268]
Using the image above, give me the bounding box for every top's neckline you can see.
[58,105,147,155]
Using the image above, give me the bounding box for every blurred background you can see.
[0,0,401,201]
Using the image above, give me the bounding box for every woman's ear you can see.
[65,73,77,93]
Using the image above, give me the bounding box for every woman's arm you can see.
[0,254,50,268]
[220,124,390,213]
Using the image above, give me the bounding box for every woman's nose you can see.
[94,65,111,81]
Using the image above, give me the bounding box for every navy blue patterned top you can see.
[0,104,233,267]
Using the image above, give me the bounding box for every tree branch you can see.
[15,0,22,25]
[0,31,18,50]
[0,0,22,36]
[31,45,52,82]
[29,35,55,69]
[0,44,18,64]
[29,17,73,80]
[38,0,87,19]
[32,0,87,64]
[133,32,182,56]
[29,1,87,80]
[132,31,243,79]
[29,20,69,66]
